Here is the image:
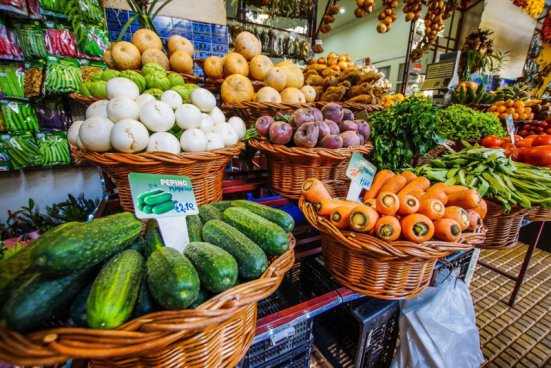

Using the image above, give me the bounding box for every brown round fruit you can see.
[169,50,193,73]
[255,86,282,103]
[142,48,169,70]
[167,35,194,56]
[282,64,304,89]
[280,87,306,104]
[234,31,262,61]
[131,29,163,54]
[221,74,254,103]
[103,49,117,69]
[203,56,224,79]
[111,41,141,70]
[249,54,274,81]
[264,67,287,91]
[224,52,249,76]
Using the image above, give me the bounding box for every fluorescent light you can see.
[258,13,269,19]
[339,7,345,13]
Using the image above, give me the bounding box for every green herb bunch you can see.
[437,105,506,141]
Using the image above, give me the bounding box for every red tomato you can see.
[516,139,534,148]
[526,135,539,140]
[513,135,522,144]
[502,142,516,149]
[505,148,524,162]
[526,125,535,131]
[481,135,503,148]
[537,127,545,132]
[541,121,549,128]
[533,135,551,147]
[519,130,529,137]
[546,128,551,134]
[523,145,551,166]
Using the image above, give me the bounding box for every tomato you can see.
[501,142,516,149]
[516,139,534,148]
[513,135,522,144]
[546,128,551,134]
[505,148,524,162]
[481,135,503,148]
[537,127,545,133]
[523,145,551,166]
[526,125,535,131]
[526,135,539,140]
[533,135,551,147]
[519,129,529,137]
[541,121,549,128]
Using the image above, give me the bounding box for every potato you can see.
[142,48,169,70]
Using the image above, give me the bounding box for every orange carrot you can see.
[374,216,401,241]
[363,198,377,207]
[400,171,417,183]
[380,174,408,194]
[330,206,354,229]
[446,189,482,209]
[433,219,462,242]
[302,178,332,204]
[443,206,469,230]
[429,183,468,195]
[472,199,487,220]
[408,189,425,199]
[363,170,395,201]
[397,177,431,197]
[397,194,420,216]
[422,186,449,205]
[400,214,435,243]
[349,205,380,232]
[466,209,482,231]
[376,191,400,216]
[317,198,358,216]
[418,198,445,220]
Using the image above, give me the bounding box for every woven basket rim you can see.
[221,101,383,111]
[525,205,551,222]
[248,138,373,160]
[299,197,475,260]
[0,234,295,366]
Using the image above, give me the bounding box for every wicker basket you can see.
[69,93,104,104]
[221,102,312,127]
[249,138,373,200]
[74,144,243,212]
[525,206,551,222]
[479,200,530,249]
[299,198,475,299]
[0,235,295,367]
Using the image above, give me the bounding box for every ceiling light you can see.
[339,7,345,13]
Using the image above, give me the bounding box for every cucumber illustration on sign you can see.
[136,189,175,215]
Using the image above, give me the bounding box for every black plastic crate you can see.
[430,249,476,286]
[249,337,314,368]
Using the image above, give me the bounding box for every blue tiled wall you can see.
[105,8,229,77]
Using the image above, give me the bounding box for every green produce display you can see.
[223,207,289,256]
[186,214,203,242]
[15,22,48,58]
[231,200,294,232]
[39,0,64,15]
[202,220,268,279]
[87,250,144,329]
[143,88,162,99]
[132,281,157,318]
[145,74,171,91]
[37,131,71,166]
[142,63,165,77]
[69,284,92,327]
[146,247,200,309]
[3,133,42,169]
[100,69,120,81]
[199,205,222,223]
[168,73,185,87]
[32,212,141,274]
[80,80,107,98]
[1,101,39,132]
[0,241,36,299]
[414,142,551,212]
[369,96,440,170]
[44,56,83,93]
[184,242,238,293]
[0,63,25,98]
[212,200,233,212]
[436,105,506,141]
[74,24,109,57]
[189,288,209,308]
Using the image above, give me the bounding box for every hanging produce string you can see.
[313,0,341,50]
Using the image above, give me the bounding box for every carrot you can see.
[408,189,425,199]
[446,189,481,209]
[363,170,395,201]
[472,199,487,220]
[422,186,448,205]
[330,206,354,229]
[443,206,469,230]
[400,214,435,243]
[376,191,400,216]
[397,194,420,216]
[397,177,431,197]
[373,216,401,241]
[429,183,468,195]
[380,174,408,194]
[302,178,331,204]
[349,205,380,232]
[418,198,445,220]
[433,219,462,242]
[466,209,482,231]
[400,171,417,183]
[363,198,377,207]
[317,198,358,216]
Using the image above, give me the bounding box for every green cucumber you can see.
[129,238,147,254]
[144,205,152,214]
[146,247,199,309]
[152,200,176,215]
[33,212,141,274]
[202,220,268,279]
[87,250,144,329]
[212,200,233,212]
[137,202,145,212]
[184,242,238,293]
[231,200,294,232]
[132,281,157,318]
[223,207,289,256]
[137,189,164,204]
[144,220,164,258]
[199,205,222,223]
[186,214,203,242]
[1,269,91,331]
[190,288,209,308]
[69,283,92,327]
[144,192,172,206]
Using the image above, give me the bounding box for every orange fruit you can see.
[513,100,525,109]
[512,113,519,120]
[495,101,505,106]
[497,105,506,113]
[488,105,496,112]
[519,113,528,120]
[493,112,500,117]
[499,113,508,119]
[505,100,514,107]
[506,108,516,114]
[523,107,532,114]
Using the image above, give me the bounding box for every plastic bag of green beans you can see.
[0,63,25,98]
[3,132,42,169]
[0,100,39,132]
[15,21,48,58]
[36,130,71,166]
[44,56,82,93]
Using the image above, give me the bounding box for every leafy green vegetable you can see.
[369,96,440,170]
[436,105,506,141]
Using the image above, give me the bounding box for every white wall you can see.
[0,167,104,223]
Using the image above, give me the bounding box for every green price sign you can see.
[346,152,377,190]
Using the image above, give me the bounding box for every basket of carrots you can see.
[298,171,486,300]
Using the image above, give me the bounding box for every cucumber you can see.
[137,189,164,204]
[223,207,289,256]
[69,283,92,327]
[231,200,294,232]
[132,280,157,318]
[190,288,209,308]
[137,202,145,212]
[202,220,268,279]
[87,250,144,329]
[1,270,91,331]
[146,247,199,309]
[129,238,147,254]
[184,242,238,293]
[144,219,164,258]
[199,205,222,223]
[144,205,152,214]
[144,192,172,206]
[186,214,203,242]
[152,200,176,215]
[212,200,233,212]
[33,212,141,274]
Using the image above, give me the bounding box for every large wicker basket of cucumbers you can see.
[0,201,295,367]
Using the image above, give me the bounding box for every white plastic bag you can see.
[391,279,484,368]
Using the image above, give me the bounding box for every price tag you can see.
[315,39,323,45]
[506,114,515,144]
[129,173,198,252]
[433,133,455,153]
[346,152,377,201]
